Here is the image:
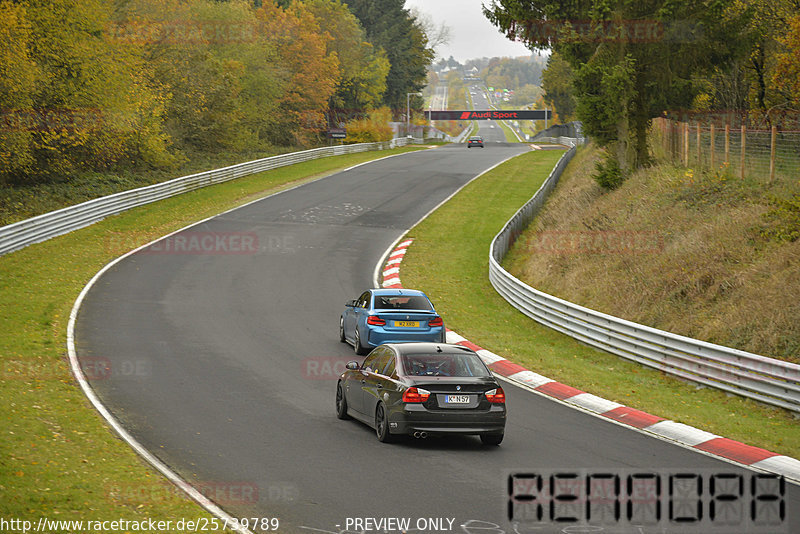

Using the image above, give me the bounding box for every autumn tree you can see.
[0,2,39,182]
[484,0,742,174]
[720,0,799,116]
[304,0,389,123]
[12,0,173,180]
[0,0,405,183]
[255,1,339,145]
[774,14,800,108]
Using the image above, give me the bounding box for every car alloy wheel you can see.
[375,403,394,443]
[336,382,350,420]
[354,329,367,355]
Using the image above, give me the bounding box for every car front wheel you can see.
[339,317,346,343]
[336,382,350,420]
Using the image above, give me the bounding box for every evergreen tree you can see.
[342,0,433,112]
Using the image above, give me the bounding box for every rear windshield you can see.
[373,295,433,311]
[400,352,491,377]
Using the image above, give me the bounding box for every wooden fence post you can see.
[770,125,777,183]
[696,122,701,166]
[740,124,746,179]
[684,122,689,166]
[710,123,715,168]
[725,124,730,165]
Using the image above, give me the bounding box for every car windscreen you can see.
[373,295,433,311]
[400,352,491,377]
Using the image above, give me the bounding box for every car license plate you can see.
[394,321,419,328]
[445,395,470,404]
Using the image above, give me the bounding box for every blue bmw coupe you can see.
[340,289,445,354]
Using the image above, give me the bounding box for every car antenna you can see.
[436,345,443,352]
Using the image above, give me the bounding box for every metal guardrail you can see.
[489,144,800,413]
[452,125,472,144]
[0,139,410,257]
[534,136,586,147]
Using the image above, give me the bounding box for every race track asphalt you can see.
[75,144,798,533]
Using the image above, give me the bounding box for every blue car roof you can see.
[371,288,427,297]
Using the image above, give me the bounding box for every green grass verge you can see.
[399,149,800,459]
[496,120,521,142]
[0,146,425,528]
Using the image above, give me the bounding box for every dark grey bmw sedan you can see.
[336,342,507,445]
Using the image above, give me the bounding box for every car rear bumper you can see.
[388,404,506,435]
[366,328,445,348]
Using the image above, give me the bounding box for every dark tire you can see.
[353,329,367,355]
[375,403,395,443]
[339,317,346,343]
[335,382,350,420]
[480,433,504,446]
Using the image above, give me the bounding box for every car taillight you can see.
[402,387,431,403]
[367,315,385,326]
[428,316,443,327]
[485,387,505,404]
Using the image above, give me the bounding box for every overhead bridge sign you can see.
[425,110,551,121]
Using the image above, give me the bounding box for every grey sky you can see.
[404,0,535,62]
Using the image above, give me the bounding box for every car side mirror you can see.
[345,300,356,307]
[346,361,359,370]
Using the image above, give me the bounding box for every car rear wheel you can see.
[335,382,350,420]
[480,432,504,446]
[339,317,346,343]
[375,403,395,443]
[353,329,367,355]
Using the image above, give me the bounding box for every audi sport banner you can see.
[425,110,552,121]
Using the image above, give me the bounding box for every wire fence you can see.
[653,117,800,183]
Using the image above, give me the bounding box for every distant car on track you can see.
[467,136,484,148]
[336,342,507,444]
[340,289,445,355]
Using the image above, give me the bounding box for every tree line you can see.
[486,0,800,179]
[0,0,434,185]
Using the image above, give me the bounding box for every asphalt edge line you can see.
[64,147,431,532]
[372,179,800,488]
[67,239,256,534]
